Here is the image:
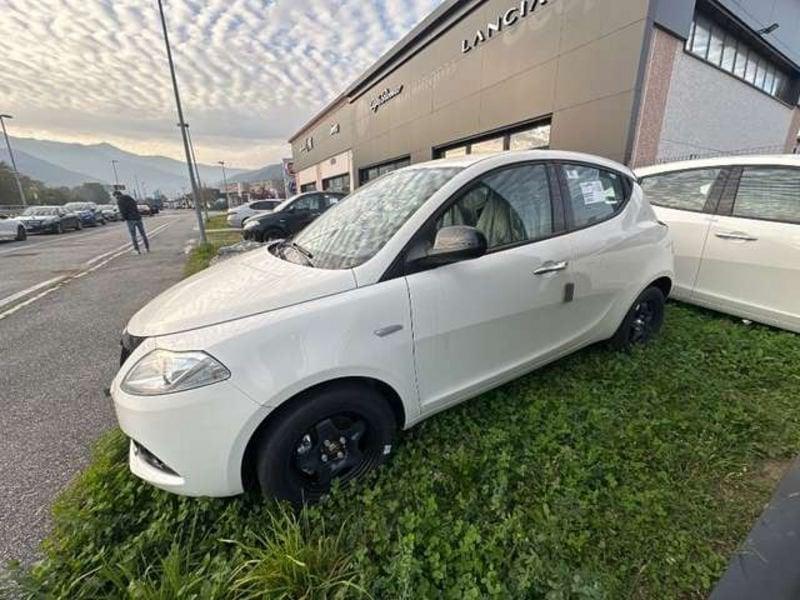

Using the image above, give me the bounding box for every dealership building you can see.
[289,0,800,194]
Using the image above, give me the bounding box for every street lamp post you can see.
[218,160,232,208]
[156,0,206,243]
[0,114,27,206]
[111,159,120,187]
[183,123,208,221]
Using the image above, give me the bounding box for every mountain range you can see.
[1,137,281,196]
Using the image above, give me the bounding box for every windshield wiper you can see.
[280,240,315,267]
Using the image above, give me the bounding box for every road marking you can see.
[0,220,177,321]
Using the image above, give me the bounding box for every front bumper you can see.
[111,378,269,497]
[22,221,56,233]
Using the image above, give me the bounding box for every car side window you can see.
[561,165,626,228]
[639,168,723,212]
[435,164,553,250]
[733,167,800,224]
[292,196,317,211]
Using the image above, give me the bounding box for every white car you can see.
[226,199,283,228]
[637,155,799,333]
[0,213,26,241]
[112,150,673,503]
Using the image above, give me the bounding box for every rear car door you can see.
[405,162,576,414]
[555,163,645,340]
[639,167,727,300]
[693,165,800,331]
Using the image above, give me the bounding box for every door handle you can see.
[533,261,568,275]
[715,232,758,242]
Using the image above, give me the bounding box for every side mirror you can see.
[418,226,487,267]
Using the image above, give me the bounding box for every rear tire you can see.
[608,287,665,351]
[254,383,396,505]
[15,226,26,241]
[56,222,64,234]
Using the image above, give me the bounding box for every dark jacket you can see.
[116,194,141,221]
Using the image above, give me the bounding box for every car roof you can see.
[636,154,800,177]
[408,150,635,178]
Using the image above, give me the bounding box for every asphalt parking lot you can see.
[0,212,195,565]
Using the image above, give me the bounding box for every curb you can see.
[710,455,800,600]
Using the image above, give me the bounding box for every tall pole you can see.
[0,114,27,206]
[184,124,208,221]
[218,161,231,207]
[111,159,120,186]
[156,0,206,243]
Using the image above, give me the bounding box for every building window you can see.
[322,173,351,194]
[300,182,317,192]
[686,13,792,102]
[359,156,411,186]
[434,121,551,159]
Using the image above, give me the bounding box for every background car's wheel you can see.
[76,220,83,231]
[609,286,665,351]
[15,226,26,241]
[56,222,64,234]
[261,228,284,243]
[254,383,396,505]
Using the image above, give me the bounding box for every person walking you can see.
[114,190,150,254]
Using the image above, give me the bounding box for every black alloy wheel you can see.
[15,226,26,241]
[254,383,396,505]
[609,286,665,351]
[260,228,284,243]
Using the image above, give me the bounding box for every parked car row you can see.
[0,202,127,241]
[112,150,798,507]
[226,199,283,228]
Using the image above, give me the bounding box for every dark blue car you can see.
[64,202,106,226]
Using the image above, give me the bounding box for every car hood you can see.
[126,245,357,337]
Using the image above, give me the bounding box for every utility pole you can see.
[218,160,232,208]
[156,0,206,243]
[0,114,27,206]
[183,123,208,221]
[111,159,120,187]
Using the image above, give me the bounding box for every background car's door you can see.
[639,167,727,300]
[404,162,577,414]
[282,194,322,235]
[693,165,800,331]
[0,215,14,238]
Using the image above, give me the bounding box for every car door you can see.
[639,167,727,301]
[283,195,320,235]
[0,215,13,239]
[404,162,575,415]
[693,165,800,331]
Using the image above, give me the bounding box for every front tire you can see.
[261,228,284,243]
[608,287,665,351]
[56,222,64,234]
[76,220,83,231]
[15,226,26,241]
[254,383,396,505]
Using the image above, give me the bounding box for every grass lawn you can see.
[183,218,242,277]
[4,250,799,597]
[205,214,229,230]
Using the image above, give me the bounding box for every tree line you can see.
[0,161,111,206]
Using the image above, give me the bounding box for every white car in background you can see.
[637,155,800,333]
[226,199,283,228]
[0,213,26,241]
[113,150,673,504]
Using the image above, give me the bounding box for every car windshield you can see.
[290,167,461,269]
[23,207,58,216]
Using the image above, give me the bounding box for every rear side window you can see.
[639,169,722,211]
[733,167,800,224]
[561,165,626,228]
[436,163,553,249]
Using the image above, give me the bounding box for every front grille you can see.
[132,440,180,476]
[120,330,146,366]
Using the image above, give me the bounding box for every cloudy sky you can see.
[0,0,443,169]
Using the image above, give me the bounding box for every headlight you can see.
[121,349,230,396]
